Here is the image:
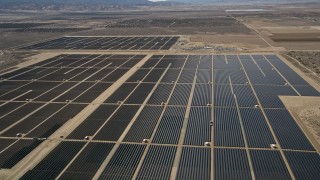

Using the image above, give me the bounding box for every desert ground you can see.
[0,2,320,179]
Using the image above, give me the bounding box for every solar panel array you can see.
[1,54,320,179]
[0,54,144,171]
[20,36,179,50]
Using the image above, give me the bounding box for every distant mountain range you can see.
[175,0,319,4]
[0,0,178,10]
[0,0,153,5]
[171,0,318,4]
[0,0,317,11]
[171,0,317,3]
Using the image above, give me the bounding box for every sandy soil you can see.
[234,9,320,50]
[0,32,66,49]
[270,34,320,42]
[281,96,320,151]
[182,34,278,52]
[299,106,320,144]
[282,52,320,86]
[0,51,38,71]
[286,51,320,75]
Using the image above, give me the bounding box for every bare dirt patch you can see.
[108,17,245,28]
[0,50,37,71]
[104,17,252,35]
[232,8,320,50]
[299,106,320,144]
[173,34,282,52]
[281,96,320,151]
[263,27,320,42]
[0,32,65,49]
[270,32,320,42]
[286,51,320,75]
[281,52,320,88]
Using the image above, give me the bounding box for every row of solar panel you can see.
[0,82,112,102]
[0,102,86,137]
[0,54,146,105]
[20,36,179,50]
[58,53,313,150]
[2,54,316,86]
[1,56,318,153]
[4,53,313,167]
[101,82,317,107]
[0,64,139,82]
[0,54,147,142]
[15,141,320,180]
[62,102,316,151]
[140,54,318,91]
